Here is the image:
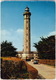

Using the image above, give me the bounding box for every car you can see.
[33,60,38,64]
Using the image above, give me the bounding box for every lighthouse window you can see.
[26,46,28,48]
[26,21,28,23]
[26,34,28,36]
[26,40,28,42]
[26,27,28,29]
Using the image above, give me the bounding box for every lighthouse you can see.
[22,7,31,59]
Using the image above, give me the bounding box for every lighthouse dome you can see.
[25,7,29,12]
[23,7,31,16]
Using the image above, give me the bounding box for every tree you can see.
[1,41,18,57]
[34,35,55,59]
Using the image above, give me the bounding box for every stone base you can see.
[22,53,30,59]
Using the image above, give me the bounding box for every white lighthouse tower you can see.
[22,7,31,59]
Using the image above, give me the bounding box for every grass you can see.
[0,57,22,61]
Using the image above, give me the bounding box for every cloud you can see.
[1,29,55,51]
[0,29,12,40]
[0,28,23,41]
[48,31,56,36]
[0,29,24,51]
[40,31,56,39]
[0,29,11,43]
[1,29,11,36]
[16,28,23,33]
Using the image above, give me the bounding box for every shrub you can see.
[34,35,55,59]
[1,59,29,79]
[1,41,17,57]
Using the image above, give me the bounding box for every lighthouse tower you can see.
[23,7,31,59]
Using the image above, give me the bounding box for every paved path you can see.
[27,61,56,79]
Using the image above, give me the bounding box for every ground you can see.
[27,61,56,79]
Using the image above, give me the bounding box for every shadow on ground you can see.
[37,74,45,79]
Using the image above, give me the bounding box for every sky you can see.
[0,1,56,51]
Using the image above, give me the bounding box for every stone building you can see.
[17,51,38,59]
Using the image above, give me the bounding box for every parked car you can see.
[33,60,38,64]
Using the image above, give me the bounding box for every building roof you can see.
[23,11,31,16]
[17,51,38,54]
[25,7,29,12]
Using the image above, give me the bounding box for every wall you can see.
[38,59,55,66]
